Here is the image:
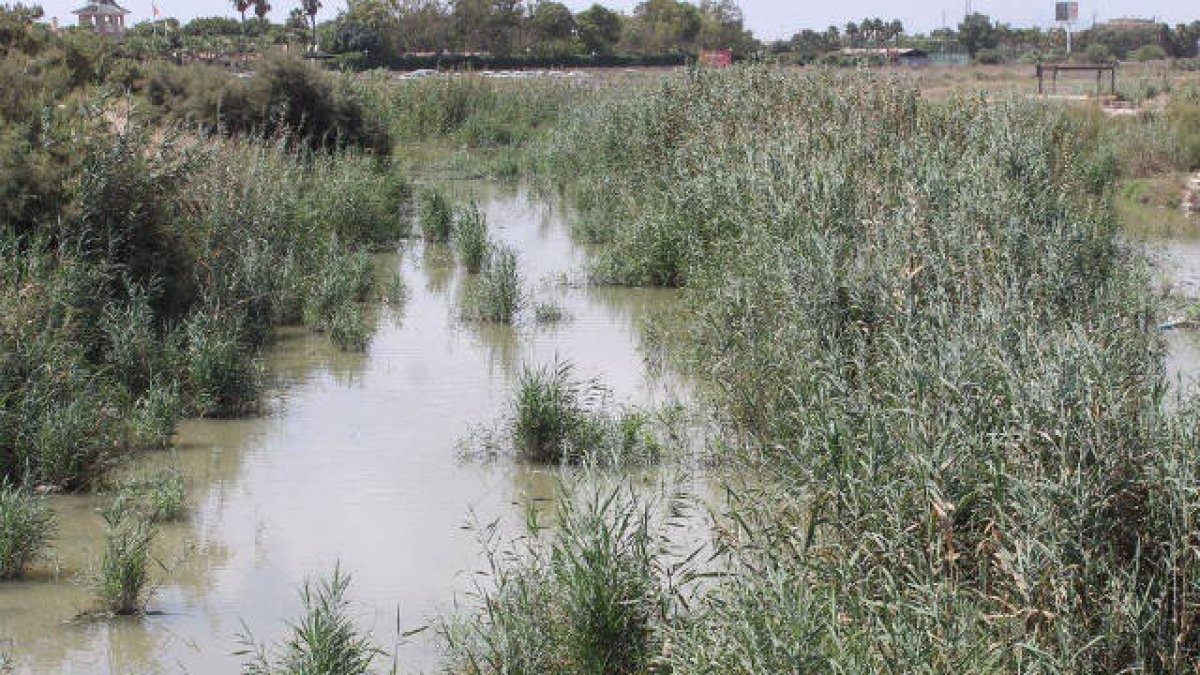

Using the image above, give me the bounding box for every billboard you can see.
[1056,1,1079,22]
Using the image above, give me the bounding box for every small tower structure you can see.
[72,0,130,37]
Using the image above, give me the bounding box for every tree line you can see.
[325,0,756,59]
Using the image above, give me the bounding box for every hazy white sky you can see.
[37,0,1200,41]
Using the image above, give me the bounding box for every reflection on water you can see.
[0,182,684,673]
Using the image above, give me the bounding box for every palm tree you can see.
[254,0,271,19]
[233,0,252,22]
[301,0,321,49]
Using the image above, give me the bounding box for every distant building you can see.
[72,0,130,37]
[1100,18,1158,31]
[841,48,929,66]
[699,50,733,67]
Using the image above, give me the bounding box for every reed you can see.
[93,511,156,615]
[418,188,454,243]
[239,565,383,675]
[453,202,489,274]
[0,480,55,579]
[469,244,522,323]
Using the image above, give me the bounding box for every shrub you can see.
[0,480,54,579]
[1132,44,1168,62]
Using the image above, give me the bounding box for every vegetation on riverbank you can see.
[438,67,1200,671]
[0,13,410,499]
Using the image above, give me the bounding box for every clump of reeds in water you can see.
[462,358,669,467]
[238,565,383,675]
[418,187,454,243]
[108,469,186,524]
[92,510,156,615]
[0,481,55,580]
[441,485,668,675]
[453,202,489,274]
[467,244,522,323]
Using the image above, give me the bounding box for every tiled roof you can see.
[73,2,130,15]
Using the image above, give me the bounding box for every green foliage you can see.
[418,187,454,243]
[533,299,568,323]
[0,480,54,579]
[441,486,666,675]
[537,66,1200,671]
[109,469,187,524]
[1132,43,1168,62]
[239,566,383,675]
[93,511,156,615]
[468,244,521,323]
[511,359,593,463]
[453,202,489,273]
[144,54,392,154]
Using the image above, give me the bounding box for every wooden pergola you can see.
[1036,62,1117,97]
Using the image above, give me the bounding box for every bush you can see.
[0,481,54,579]
[1132,44,1168,62]
[144,54,392,155]
[974,48,1002,64]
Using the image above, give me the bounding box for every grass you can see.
[441,486,667,675]
[522,66,1200,671]
[460,358,671,467]
[418,187,454,243]
[0,480,55,579]
[108,469,187,524]
[238,565,383,675]
[511,359,595,464]
[93,511,156,615]
[468,244,522,323]
[453,202,489,274]
[533,299,568,324]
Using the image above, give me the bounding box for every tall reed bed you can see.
[529,66,1200,670]
[442,486,673,675]
[0,111,410,490]
[352,73,584,150]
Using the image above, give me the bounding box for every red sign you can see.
[699,50,733,67]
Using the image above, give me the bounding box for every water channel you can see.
[0,181,684,673]
[4,183,1200,674]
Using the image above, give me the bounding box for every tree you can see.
[958,12,997,58]
[576,4,622,55]
[697,0,755,54]
[233,0,252,22]
[301,0,321,47]
[626,0,701,54]
[844,21,858,48]
[254,0,272,19]
[530,1,575,42]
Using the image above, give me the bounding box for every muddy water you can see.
[1127,211,1200,388]
[0,182,685,674]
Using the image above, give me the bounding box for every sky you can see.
[37,0,1200,42]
